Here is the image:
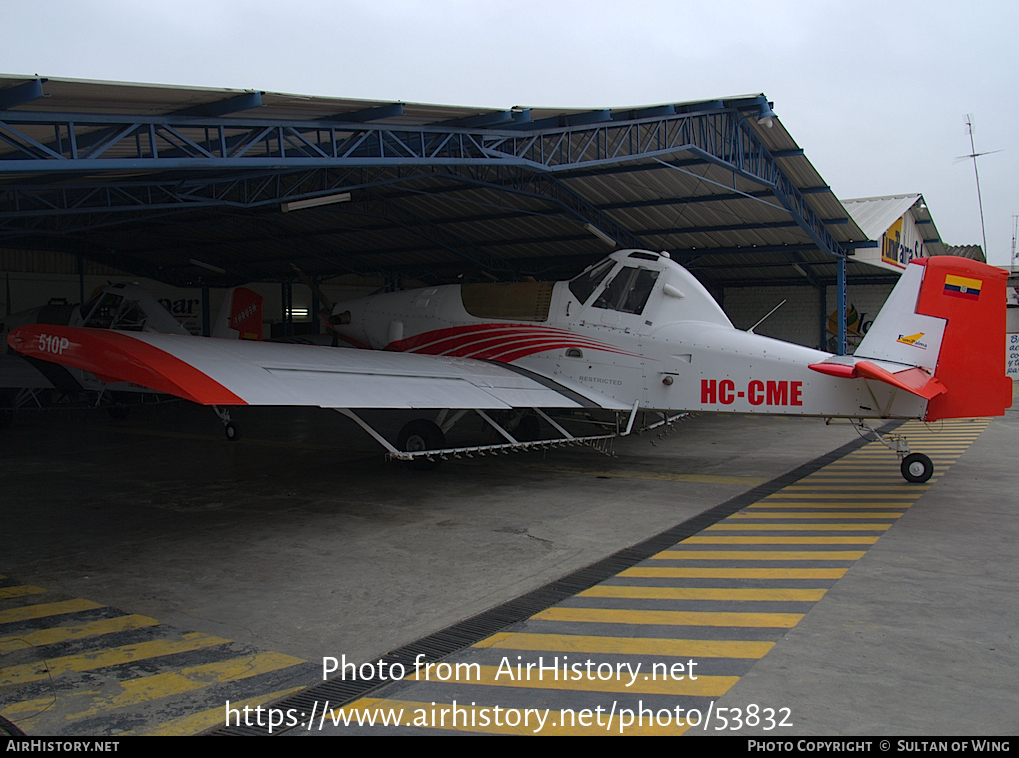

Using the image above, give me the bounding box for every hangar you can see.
[0,75,923,353]
[4,77,1013,739]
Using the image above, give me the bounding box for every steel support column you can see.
[201,285,211,337]
[281,280,293,338]
[836,255,847,356]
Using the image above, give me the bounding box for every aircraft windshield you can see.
[112,301,148,331]
[568,259,615,304]
[592,267,659,315]
[80,294,148,331]
[82,293,123,329]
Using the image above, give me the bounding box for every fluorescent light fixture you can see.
[287,308,309,320]
[189,258,226,274]
[281,192,352,213]
[584,223,617,247]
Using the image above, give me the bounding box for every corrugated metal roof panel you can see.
[0,76,899,288]
[842,195,921,240]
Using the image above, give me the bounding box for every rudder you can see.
[914,256,1010,420]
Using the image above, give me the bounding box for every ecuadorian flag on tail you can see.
[943,273,982,301]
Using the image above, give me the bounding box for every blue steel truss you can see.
[0,98,847,260]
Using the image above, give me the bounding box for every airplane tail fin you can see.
[212,287,263,340]
[855,256,1010,421]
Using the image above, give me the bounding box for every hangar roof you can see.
[0,75,891,291]
[943,244,986,262]
[843,194,948,258]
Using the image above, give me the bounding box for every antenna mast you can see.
[1011,214,1018,269]
[958,115,1002,258]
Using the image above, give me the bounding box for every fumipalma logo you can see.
[896,333,928,349]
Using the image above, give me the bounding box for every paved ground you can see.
[703,410,1018,736]
[0,400,1014,736]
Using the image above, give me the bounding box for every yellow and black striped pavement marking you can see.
[294,418,990,735]
[0,581,317,736]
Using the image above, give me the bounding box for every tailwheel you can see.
[900,453,933,483]
[398,419,445,470]
[224,423,240,442]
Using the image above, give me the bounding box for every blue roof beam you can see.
[171,92,263,118]
[356,189,519,277]
[435,111,518,128]
[611,105,676,121]
[328,103,404,123]
[442,169,645,251]
[785,250,825,290]
[675,100,725,114]
[0,100,845,258]
[504,109,611,131]
[0,79,46,109]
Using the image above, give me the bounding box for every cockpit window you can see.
[568,259,615,305]
[80,293,102,324]
[111,301,147,331]
[592,267,659,315]
[82,294,123,329]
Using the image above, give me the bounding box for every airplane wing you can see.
[7,325,628,411]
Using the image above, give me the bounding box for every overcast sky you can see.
[4,0,1017,264]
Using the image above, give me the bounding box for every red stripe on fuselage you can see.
[386,323,642,361]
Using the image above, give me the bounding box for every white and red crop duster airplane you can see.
[7,250,1011,481]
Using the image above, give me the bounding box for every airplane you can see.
[6,249,1011,481]
[1,282,262,427]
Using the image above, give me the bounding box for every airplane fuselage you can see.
[331,250,927,419]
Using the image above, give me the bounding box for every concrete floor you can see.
[1,400,1015,735]
[4,404,855,664]
[703,409,1018,736]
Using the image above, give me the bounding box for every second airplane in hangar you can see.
[7,249,1010,481]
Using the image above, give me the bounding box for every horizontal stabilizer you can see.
[809,359,947,400]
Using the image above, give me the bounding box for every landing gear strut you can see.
[335,403,641,469]
[849,419,934,483]
[212,405,240,441]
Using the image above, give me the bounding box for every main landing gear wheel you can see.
[516,413,541,442]
[901,453,933,483]
[397,419,445,470]
[224,423,240,441]
[104,391,131,420]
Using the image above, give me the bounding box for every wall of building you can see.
[722,282,896,353]
[0,245,379,337]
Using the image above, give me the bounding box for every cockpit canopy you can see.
[569,251,662,316]
[568,250,733,328]
[80,284,188,334]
